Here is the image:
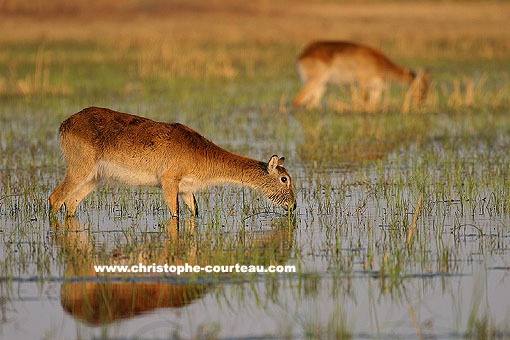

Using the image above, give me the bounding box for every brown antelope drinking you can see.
[49,107,296,217]
[294,41,430,109]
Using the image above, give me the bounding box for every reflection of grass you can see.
[302,304,352,340]
[464,273,510,340]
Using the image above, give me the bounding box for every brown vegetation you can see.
[1,1,509,59]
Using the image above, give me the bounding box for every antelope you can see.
[294,41,430,109]
[49,107,296,217]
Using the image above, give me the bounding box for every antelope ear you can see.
[278,157,285,166]
[418,68,430,79]
[267,155,279,172]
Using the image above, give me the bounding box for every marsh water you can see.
[2,130,510,339]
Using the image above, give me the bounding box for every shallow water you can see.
[2,156,510,339]
[4,271,510,339]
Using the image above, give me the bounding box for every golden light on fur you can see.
[294,41,430,110]
[49,107,296,217]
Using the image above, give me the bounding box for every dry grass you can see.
[1,0,509,107]
[0,47,71,95]
[326,73,509,115]
[1,1,510,59]
[136,41,239,80]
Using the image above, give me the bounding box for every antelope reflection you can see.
[51,216,295,325]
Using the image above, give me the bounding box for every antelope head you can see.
[260,155,296,212]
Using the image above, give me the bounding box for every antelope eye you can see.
[281,177,287,183]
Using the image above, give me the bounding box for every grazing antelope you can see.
[294,41,430,109]
[49,107,296,217]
